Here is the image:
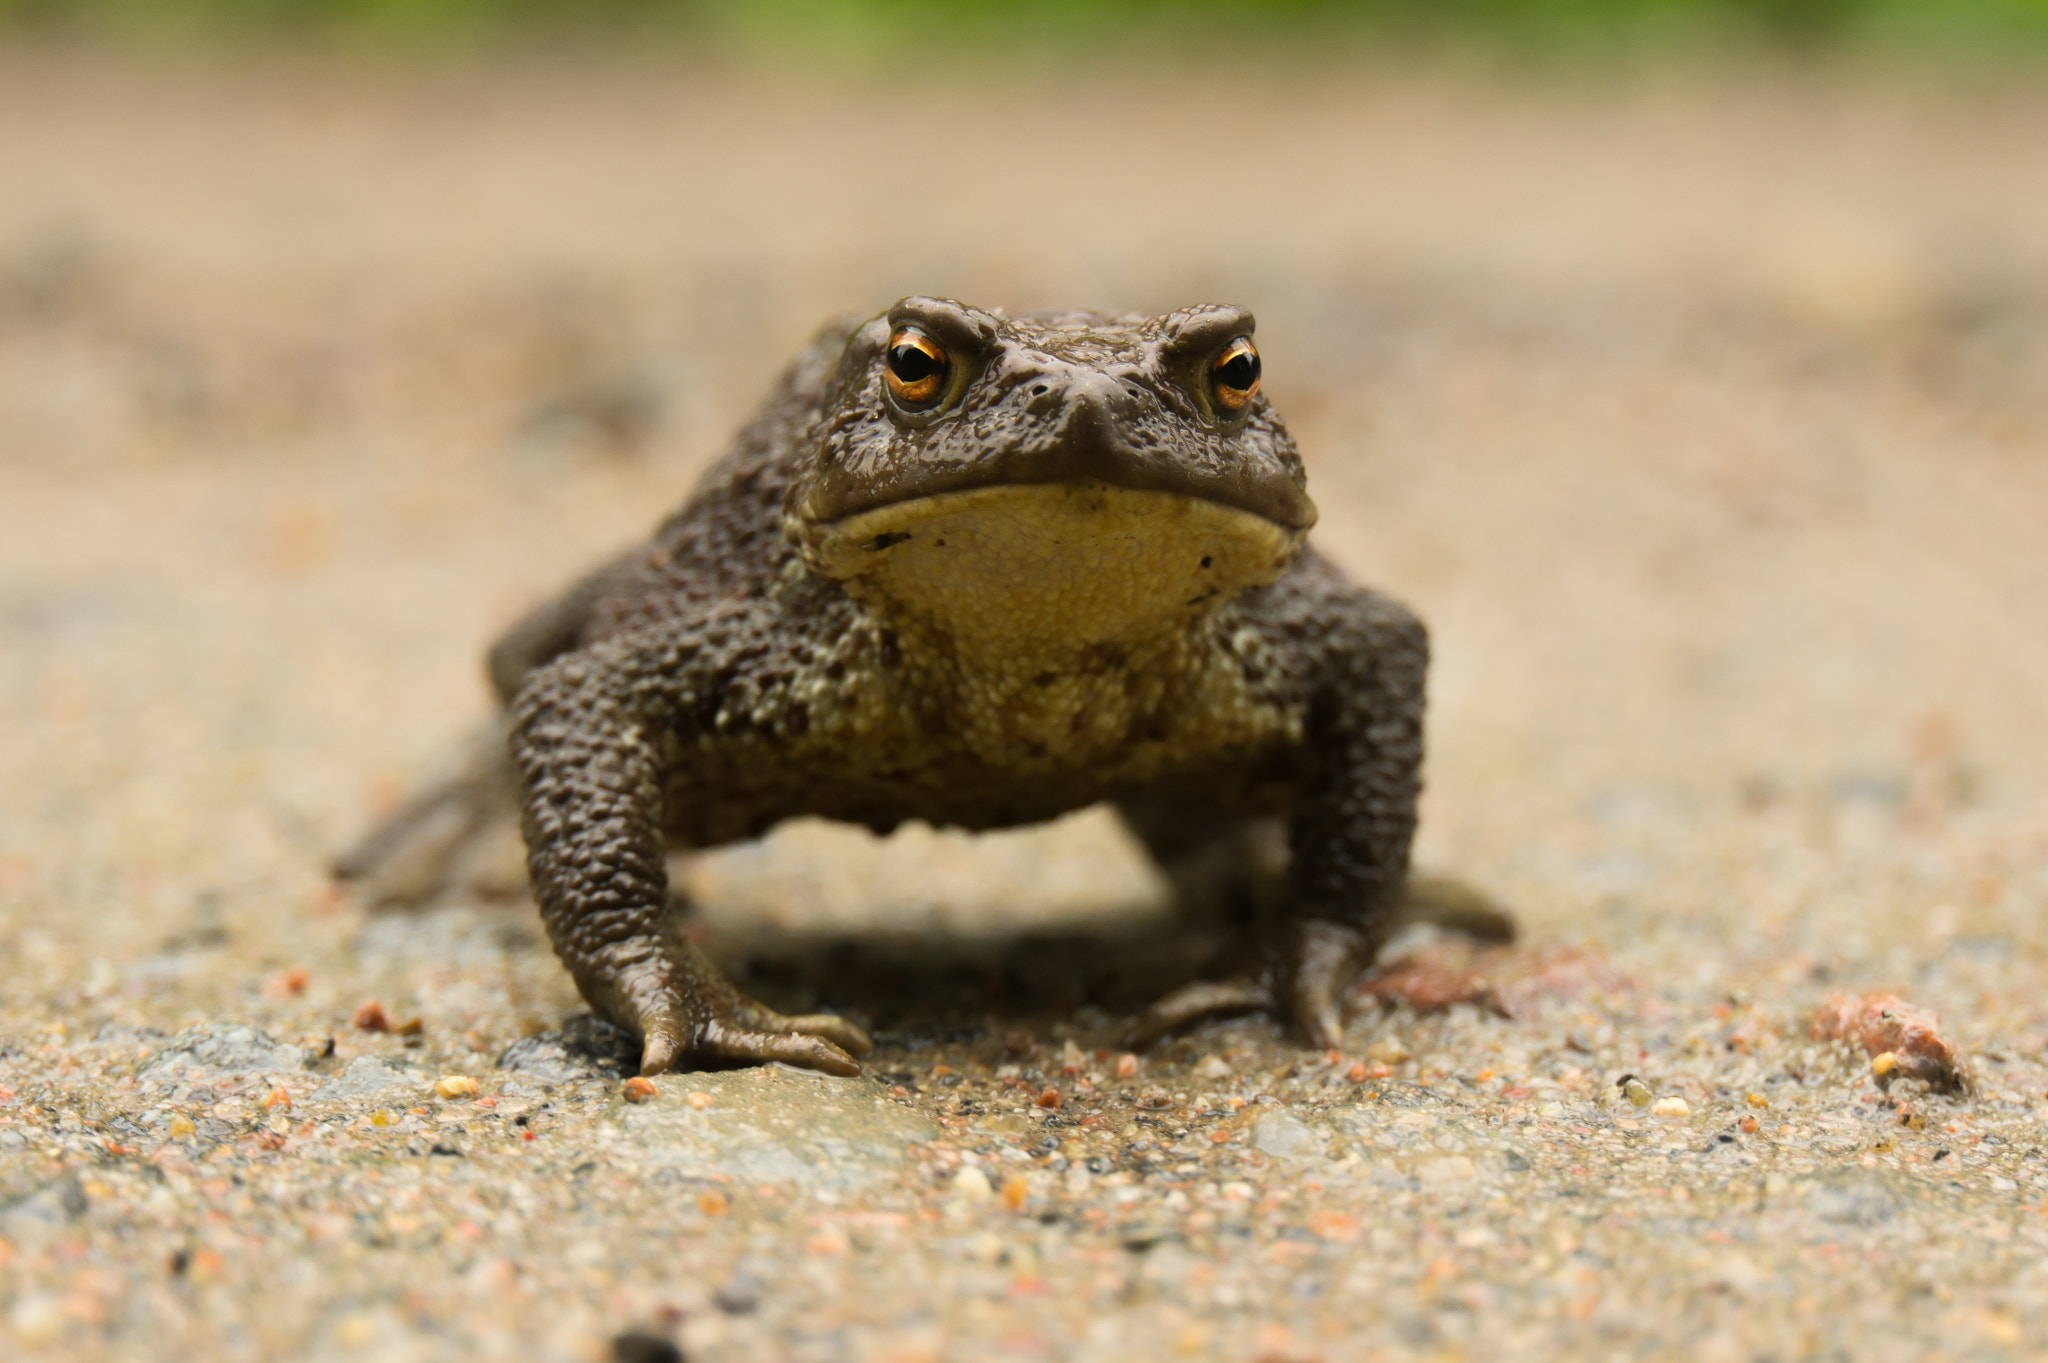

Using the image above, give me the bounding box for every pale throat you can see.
[800,481,1304,681]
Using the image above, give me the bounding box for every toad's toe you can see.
[700,1021,863,1077]
[1126,979,1275,1049]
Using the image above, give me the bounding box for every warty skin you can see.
[341,296,1432,1077]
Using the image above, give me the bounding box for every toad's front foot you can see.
[593,936,873,1078]
[1126,918,1366,1051]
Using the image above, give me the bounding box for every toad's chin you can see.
[797,480,1306,654]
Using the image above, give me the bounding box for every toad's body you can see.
[342,298,1440,1076]
[637,483,1307,841]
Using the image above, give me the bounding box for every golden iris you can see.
[1211,337,1261,412]
[884,327,949,408]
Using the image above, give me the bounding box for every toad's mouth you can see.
[795,481,1308,652]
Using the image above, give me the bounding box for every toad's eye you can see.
[884,327,950,409]
[1211,337,1261,413]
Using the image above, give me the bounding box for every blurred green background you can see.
[5,0,2048,63]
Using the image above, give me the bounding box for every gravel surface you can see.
[4,52,2048,1362]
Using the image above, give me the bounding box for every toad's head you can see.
[788,297,1316,651]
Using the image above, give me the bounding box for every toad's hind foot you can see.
[1399,873,1516,943]
[1125,879,1516,1051]
[1124,979,1276,1049]
[1125,918,1362,1051]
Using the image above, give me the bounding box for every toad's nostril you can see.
[1030,384,1050,397]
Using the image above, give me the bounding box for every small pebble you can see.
[352,1000,392,1032]
[953,1166,994,1204]
[434,1075,480,1100]
[687,1091,713,1110]
[10,1295,63,1348]
[1418,1155,1476,1185]
[1650,1096,1690,1119]
[1621,1078,1653,1108]
[621,1077,657,1103]
[1115,1053,1140,1080]
[1034,1087,1061,1110]
[1367,1037,1411,1065]
[1308,1210,1361,1242]
[1747,1092,1769,1109]
[697,1190,728,1216]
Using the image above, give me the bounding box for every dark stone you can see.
[610,1330,684,1363]
[499,1014,636,1082]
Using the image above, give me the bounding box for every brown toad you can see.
[339,296,1502,1076]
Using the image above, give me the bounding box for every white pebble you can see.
[952,1165,994,1203]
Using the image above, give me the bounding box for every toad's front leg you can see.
[1134,585,1427,1048]
[510,637,872,1077]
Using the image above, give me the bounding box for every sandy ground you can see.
[3,50,2048,1362]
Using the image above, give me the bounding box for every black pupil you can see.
[889,342,943,385]
[1217,349,1260,391]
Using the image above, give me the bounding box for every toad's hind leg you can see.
[1115,800,1287,933]
[332,719,524,908]
[1114,799,1515,1045]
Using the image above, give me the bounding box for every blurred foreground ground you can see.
[3,51,2048,1362]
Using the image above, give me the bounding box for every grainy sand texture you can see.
[3,52,2048,1362]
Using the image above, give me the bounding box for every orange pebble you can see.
[622,1077,658,1103]
[1035,1087,1061,1110]
[1115,1053,1140,1080]
[697,1190,729,1216]
[1001,1176,1028,1211]
[352,1000,391,1033]
[1308,1210,1361,1243]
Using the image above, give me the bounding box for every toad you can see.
[338,296,1505,1076]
